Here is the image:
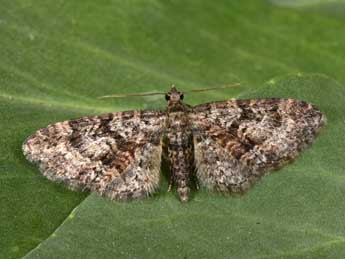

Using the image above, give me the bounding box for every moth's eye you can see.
[165,94,170,101]
[180,94,184,100]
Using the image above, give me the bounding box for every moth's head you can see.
[165,85,184,102]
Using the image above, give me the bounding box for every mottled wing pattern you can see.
[190,99,325,193]
[23,110,166,200]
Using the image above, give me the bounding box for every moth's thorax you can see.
[166,101,193,202]
[166,100,187,113]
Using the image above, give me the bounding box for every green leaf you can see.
[24,74,345,259]
[1,0,345,258]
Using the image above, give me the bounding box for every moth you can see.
[23,85,325,202]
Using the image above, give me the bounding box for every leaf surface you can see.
[25,74,345,259]
[1,1,345,258]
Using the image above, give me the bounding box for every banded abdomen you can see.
[166,106,193,202]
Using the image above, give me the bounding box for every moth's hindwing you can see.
[190,99,326,193]
[23,110,166,200]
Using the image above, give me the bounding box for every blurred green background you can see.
[1,0,345,258]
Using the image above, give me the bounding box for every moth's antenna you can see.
[184,83,241,93]
[98,83,240,99]
[98,91,166,99]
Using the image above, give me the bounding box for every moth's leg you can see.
[167,156,176,192]
[195,178,200,190]
[167,174,174,192]
[191,167,200,190]
[190,145,199,190]
[162,137,169,161]
[162,135,174,192]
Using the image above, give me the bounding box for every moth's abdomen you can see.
[168,136,193,202]
[166,109,194,202]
